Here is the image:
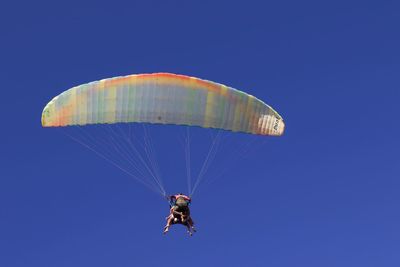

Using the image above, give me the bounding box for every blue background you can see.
[1,0,399,266]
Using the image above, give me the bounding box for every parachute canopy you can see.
[42,73,284,136]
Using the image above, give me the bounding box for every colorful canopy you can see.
[42,73,285,136]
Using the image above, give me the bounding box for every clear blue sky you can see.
[1,1,399,266]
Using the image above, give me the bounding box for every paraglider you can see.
[41,72,285,235]
[164,193,195,236]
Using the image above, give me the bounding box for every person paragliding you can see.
[41,72,285,236]
[163,193,196,236]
